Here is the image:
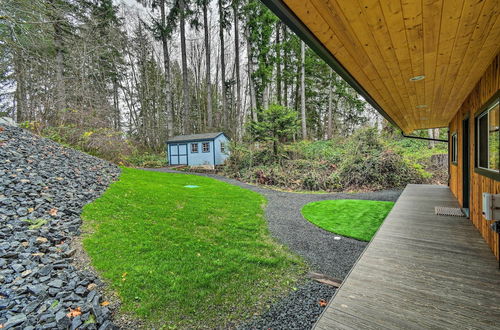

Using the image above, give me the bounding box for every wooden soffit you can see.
[267,0,500,133]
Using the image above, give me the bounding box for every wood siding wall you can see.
[449,55,499,260]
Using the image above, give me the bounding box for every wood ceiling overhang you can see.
[262,0,500,133]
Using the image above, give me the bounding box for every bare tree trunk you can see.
[179,0,190,133]
[50,0,66,124]
[113,78,120,130]
[246,28,257,121]
[327,75,333,139]
[160,0,174,137]
[218,0,227,128]
[300,41,307,139]
[203,2,213,129]
[276,21,282,105]
[263,85,269,110]
[233,1,242,140]
[14,54,27,122]
[428,129,435,148]
[283,25,288,108]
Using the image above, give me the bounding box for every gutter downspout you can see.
[401,132,448,143]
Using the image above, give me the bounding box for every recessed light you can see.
[410,75,425,81]
[416,104,428,109]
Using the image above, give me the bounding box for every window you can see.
[202,142,210,153]
[451,133,458,164]
[476,97,499,173]
[220,142,226,153]
[191,143,198,153]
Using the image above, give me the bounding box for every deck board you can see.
[314,184,500,329]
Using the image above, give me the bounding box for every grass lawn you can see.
[301,199,394,241]
[82,168,304,328]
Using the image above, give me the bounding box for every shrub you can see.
[338,128,426,190]
[126,153,167,168]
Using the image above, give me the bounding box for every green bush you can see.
[126,153,167,168]
[338,128,425,190]
[285,140,343,163]
[225,127,431,192]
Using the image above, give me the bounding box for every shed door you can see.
[169,144,188,165]
[178,144,188,165]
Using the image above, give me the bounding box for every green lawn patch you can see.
[301,199,394,241]
[82,168,304,328]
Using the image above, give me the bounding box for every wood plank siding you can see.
[281,0,500,132]
[449,55,500,260]
[314,185,500,329]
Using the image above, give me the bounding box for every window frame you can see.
[450,132,458,165]
[191,143,199,153]
[220,142,226,153]
[202,142,210,153]
[474,91,500,181]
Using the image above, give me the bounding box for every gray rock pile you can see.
[0,124,120,329]
[239,281,336,330]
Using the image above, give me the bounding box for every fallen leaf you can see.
[319,299,327,307]
[100,301,110,307]
[67,307,82,318]
[48,208,58,216]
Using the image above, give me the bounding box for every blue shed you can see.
[166,132,230,167]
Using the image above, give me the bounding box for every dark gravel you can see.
[0,124,120,329]
[238,281,336,330]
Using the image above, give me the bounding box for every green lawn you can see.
[82,168,304,328]
[301,199,394,241]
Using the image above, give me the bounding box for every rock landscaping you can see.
[238,281,336,330]
[0,124,120,329]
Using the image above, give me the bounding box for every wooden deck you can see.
[314,184,500,329]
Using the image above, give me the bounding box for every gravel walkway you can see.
[145,168,401,279]
[1,124,120,329]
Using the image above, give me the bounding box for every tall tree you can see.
[218,0,230,127]
[232,0,242,139]
[275,21,282,105]
[202,0,213,128]
[300,40,306,139]
[158,0,174,137]
[179,0,190,133]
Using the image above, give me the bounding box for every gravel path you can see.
[145,168,401,279]
[1,124,120,329]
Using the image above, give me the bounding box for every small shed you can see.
[166,132,230,167]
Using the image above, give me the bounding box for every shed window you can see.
[476,98,499,172]
[451,133,458,164]
[220,142,226,153]
[191,143,198,153]
[202,142,210,153]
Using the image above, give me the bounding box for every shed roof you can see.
[167,132,226,143]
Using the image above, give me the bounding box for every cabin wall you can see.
[214,135,230,165]
[188,141,215,166]
[449,55,499,260]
